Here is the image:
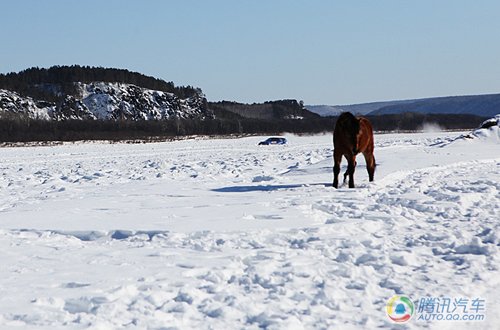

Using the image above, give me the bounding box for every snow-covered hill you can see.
[0,82,212,121]
[0,130,498,328]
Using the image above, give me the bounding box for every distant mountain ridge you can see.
[3,66,498,122]
[307,93,500,118]
[371,94,500,117]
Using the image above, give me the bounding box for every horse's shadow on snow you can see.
[212,183,330,193]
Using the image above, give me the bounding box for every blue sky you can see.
[1,0,499,105]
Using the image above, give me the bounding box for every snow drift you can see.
[473,114,500,140]
[456,114,500,143]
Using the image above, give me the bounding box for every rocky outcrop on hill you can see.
[0,89,54,120]
[0,82,212,121]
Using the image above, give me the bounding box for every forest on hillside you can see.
[209,100,316,120]
[0,65,201,102]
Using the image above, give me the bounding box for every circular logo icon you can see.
[386,295,414,323]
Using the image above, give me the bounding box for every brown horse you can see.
[333,112,375,188]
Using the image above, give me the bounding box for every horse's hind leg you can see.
[346,156,356,188]
[363,152,375,182]
[344,160,356,184]
[333,150,342,188]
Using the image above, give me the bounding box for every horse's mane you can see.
[337,112,360,134]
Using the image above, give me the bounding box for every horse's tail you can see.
[336,112,360,153]
[337,112,360,132]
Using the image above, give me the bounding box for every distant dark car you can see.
[258,137,287,145]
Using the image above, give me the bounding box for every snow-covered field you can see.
[0,126,499,329]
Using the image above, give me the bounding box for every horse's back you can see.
[357,117,374,152]
[358,117,373,137]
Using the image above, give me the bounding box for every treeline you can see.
[0,65,201,102]
[0,116,333,143]
[0,113,486,143]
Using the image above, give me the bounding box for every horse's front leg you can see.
[347,156,356,188]
[333,150,342,188]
